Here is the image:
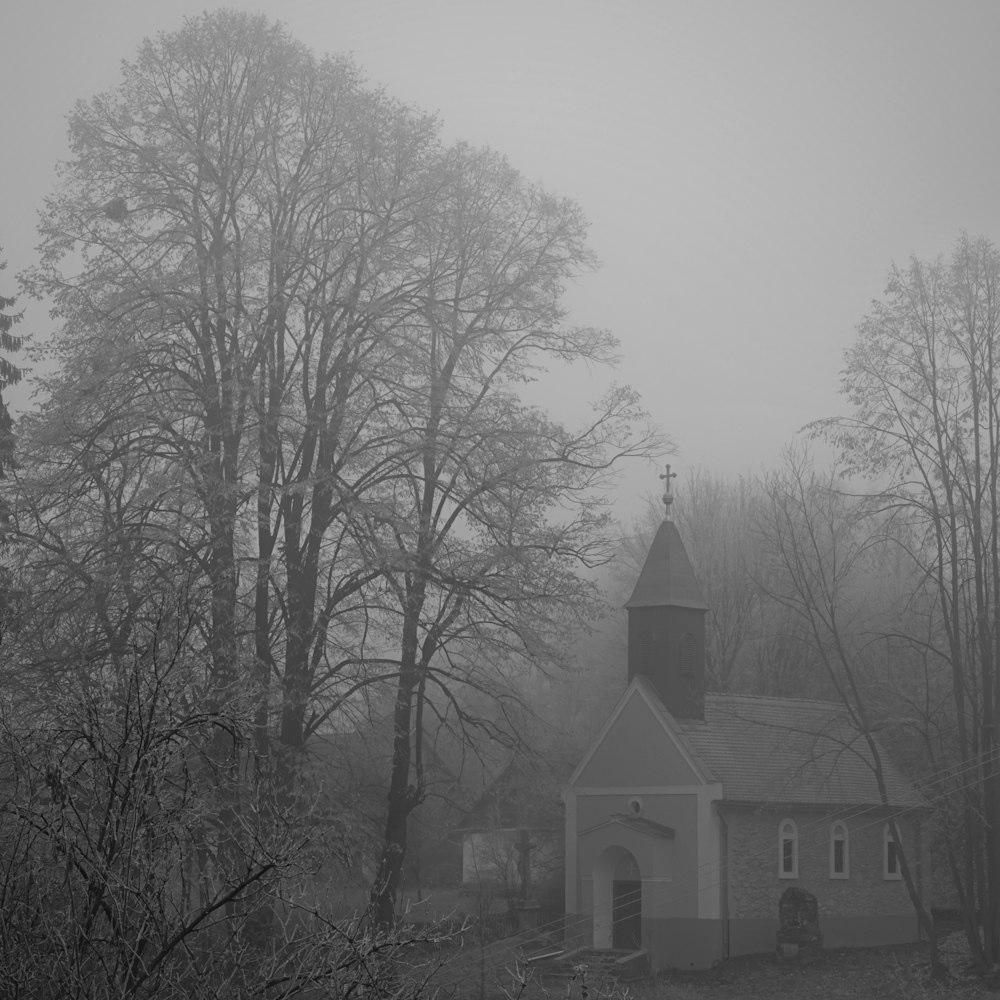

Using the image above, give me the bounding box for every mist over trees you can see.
[589,235,1000,972]
[6,5,1000,994]
[595,468,829,705]
[0,255,22,479]
[0,9,658,994]
[561,232,1000,976]
[816,234,1000,966]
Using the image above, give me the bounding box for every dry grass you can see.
[449,936,1000,1000]
[626,943,998,1000]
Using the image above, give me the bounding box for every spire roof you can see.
[624,519,708,610]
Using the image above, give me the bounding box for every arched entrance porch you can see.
[592,846,642,950]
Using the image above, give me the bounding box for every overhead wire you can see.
[423,738,1000,982]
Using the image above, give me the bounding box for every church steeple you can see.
[625,469,708,719]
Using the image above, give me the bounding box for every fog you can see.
[6,0,1000,516]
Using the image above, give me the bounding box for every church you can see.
[562,475,930,971]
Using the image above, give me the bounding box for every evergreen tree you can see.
[0,252,23,475]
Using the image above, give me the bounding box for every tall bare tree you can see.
[756,449,942,975]
[366,144,660,925]
[817,233,1000,965]
[18,13,444,781]
[15,10,659,929]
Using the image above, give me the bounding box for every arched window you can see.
[884,823,902,880]
[830,821,849,879]
[778,819,798,878]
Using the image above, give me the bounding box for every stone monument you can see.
[775,886,823,964]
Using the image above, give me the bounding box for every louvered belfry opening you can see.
[624,520,708,720]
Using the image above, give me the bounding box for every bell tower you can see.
[625,466,708,720]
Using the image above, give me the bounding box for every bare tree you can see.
[0,615,457,998]
[365,144,661,925]
[818,234,1000,965]
[16,10,660,935]
[18,11,446,799]
[756,449,942,976]
[613,470,810,697]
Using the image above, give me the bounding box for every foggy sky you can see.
[6,0,1000,519]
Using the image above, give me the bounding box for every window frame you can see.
[778,818,798,879]
[829,820,849,879]
[883,823,902,880]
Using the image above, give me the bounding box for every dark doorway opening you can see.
[612,879,641,950]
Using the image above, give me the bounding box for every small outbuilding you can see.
[457,759,564,907]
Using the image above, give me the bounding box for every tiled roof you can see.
[456,758,570,831]
[676,693,927,809]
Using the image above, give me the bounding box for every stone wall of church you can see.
[723,807,926,922]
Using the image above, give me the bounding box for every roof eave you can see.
[715,797,930,812]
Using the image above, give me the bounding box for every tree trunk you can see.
[371,600,423,927]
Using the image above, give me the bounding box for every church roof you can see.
[675,692,927,809]
[624,520,708,610]
[455,757,568,832]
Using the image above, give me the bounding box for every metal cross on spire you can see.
[660,463,677,519]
